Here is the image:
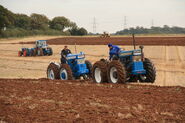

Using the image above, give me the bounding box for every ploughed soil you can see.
[45,37,185,46]
[0,79,185,122]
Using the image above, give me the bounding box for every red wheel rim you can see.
[23,51,27,56]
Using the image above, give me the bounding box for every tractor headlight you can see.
[78,54,85,59]
[133,55,142,61]
[133,50,141,55]
[67,56,76,60]
[77,59,85,64]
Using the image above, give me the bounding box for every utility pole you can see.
[93,17,97,34]
[124,16,127,30]
[151,19,154,27]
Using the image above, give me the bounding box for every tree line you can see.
[116,25,185,35]
[0,5,88,38]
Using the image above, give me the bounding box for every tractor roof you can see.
[36,40,47,42]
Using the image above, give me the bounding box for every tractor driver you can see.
[108,43,121,60]
[61,45,72,64]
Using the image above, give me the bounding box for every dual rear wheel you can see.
[92,58,156,84]
[92,60,126,84]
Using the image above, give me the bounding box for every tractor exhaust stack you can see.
[132,34,136,50]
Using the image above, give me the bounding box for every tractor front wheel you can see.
[18,51,22,56]
[85,60,92,78]
[47,63,60,80]
[59,64,73,80]
[48,47,53,56]
[23,50,27,57]
[92,61,108,83]
[107,60,126,84]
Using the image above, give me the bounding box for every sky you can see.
[0,0,185,33]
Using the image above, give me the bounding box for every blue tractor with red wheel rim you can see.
[18,40,53,57]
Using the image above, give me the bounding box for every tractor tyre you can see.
[100,58,109,65]
[48,47,53,56]
[59,64,73,80]
[107,60,126,84]
[92,61,108,83]
[139,58,156,83]
[33,49,37,56]
[30,50,34,56]
[23,50,27,57]
[85,60,92,78]
[18,51,22,56]
[47,63,60,80]
[37,48,44,56]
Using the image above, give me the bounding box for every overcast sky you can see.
[1,0,185,33]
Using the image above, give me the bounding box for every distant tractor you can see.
[47,52,92,80]
[100,32,110,38]
[92,34,156,84]
[18,40,53,57]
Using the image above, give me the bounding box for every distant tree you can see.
[0,5,15,30]
[30,13,49,30]
[68,27,87,36]
[14,14,31,29]
[0,5,89,37]
[116,25,185,35]
[68,27,78,35]
[50,16,75,31]
[78,27,88,35]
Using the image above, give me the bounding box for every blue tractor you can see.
[18,40,53,57]
[92,34,156,84]
[47,52,92,80]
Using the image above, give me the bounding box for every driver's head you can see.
[64,45,68,49]
[108,43,113,49]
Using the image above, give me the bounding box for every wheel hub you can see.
[60,68,68,80]
[110,67,118,83]
[48,69,54,80]
[94,67,101,83]
[113,71,118,79]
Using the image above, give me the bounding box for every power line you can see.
[124,16,127,30]
[93,17,97,34]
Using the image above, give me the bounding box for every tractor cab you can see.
[35,40,48,48]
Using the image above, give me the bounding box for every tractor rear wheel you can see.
[47,63,60,80]
[85,60,92,78]
[59,64,73,80]
[23,50,27,57]
[30,50,34,56]
[18,51,22,56]
[107,60,126,84]
[92,60,108,83]
[48,47,53,56]
[139,58,156,83]
[33,49,37,56]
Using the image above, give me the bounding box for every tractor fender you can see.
[50,62,61,68]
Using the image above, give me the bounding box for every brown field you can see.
[0,79,185,122]
[0,36,185,122]
[47,36,185,46]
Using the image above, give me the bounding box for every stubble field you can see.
[0,36,185,122]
